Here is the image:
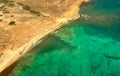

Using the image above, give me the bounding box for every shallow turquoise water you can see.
[10,0,120,76]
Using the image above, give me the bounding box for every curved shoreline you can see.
[0,0,89,73]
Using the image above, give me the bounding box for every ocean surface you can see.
[10,0,120,76]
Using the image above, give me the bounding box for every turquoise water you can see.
[10,0,120,76]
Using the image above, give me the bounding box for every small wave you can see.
[81,14,91,20]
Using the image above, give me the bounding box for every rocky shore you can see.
[0,0,89,73]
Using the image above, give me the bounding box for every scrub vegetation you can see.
[17,2,43,16]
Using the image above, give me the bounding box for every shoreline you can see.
[0,0,89,73]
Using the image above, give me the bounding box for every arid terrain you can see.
[0,0,89,73]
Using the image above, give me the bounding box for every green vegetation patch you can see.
[9,21,16,25]
[22,5,31,10]
[30,10,41,16]
[0,0,10,3]
[17,2,44,16]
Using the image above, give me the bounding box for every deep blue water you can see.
[10,0,120,76]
